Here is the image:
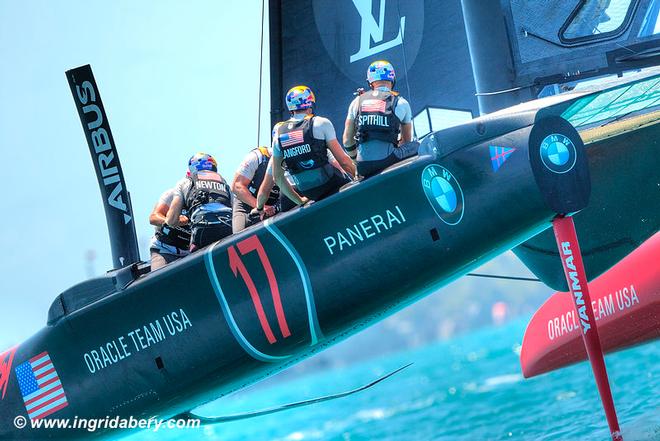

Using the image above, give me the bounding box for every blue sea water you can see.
[130,318,660,441]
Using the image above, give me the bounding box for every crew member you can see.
[148,188,191,270]
[166,153,232,251]
[269,85,356,207]
[231,146,280,233]
[343,60,417,178]
[253,152,343,220]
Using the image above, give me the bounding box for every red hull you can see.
[521,233,660,378]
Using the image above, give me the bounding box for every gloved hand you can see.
[250,205,277,221]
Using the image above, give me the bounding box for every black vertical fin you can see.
[66,64,140,269]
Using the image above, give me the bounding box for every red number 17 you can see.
[228,235,291,344]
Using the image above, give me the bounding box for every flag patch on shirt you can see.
[280,130,304,147]
[15,352,68,420]
[360,99,386,113]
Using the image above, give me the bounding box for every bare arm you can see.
[343,118,358,159]
[273,158,306,205]
[328,154,343,173]
[256,172,275,210]
[149,202,169,227]
[327,139,356,178]
[151,200,188,227]
[231,173,258,208]
[165,196,184,226]
[399,122,413,145]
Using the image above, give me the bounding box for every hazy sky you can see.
[0,0,272,345]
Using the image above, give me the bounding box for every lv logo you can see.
[350,0,406,63]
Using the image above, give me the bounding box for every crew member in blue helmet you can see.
[268,85,356,207]
[166,153,233,251]
[343,60,418,178]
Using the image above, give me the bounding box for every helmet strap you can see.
[291,107,313,115]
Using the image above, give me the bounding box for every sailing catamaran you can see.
[0,1,658,439]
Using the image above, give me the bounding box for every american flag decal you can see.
[280,130,304,147]
[15,352,68,419]
[360,99,386,113]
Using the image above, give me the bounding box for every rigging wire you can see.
[475,85,528,96]
[395,0,417,139]
[256,0,266,147]
[467,273,541,282]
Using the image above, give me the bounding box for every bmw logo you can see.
[540,133,577,174]
[421,164,464,225]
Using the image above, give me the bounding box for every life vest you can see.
[155,223,191,250]
[277,115,328,174]
[356,90,401,145]
[185,171,232,213]
[247,146,280,206]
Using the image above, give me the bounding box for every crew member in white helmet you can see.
[343,60,418,178]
